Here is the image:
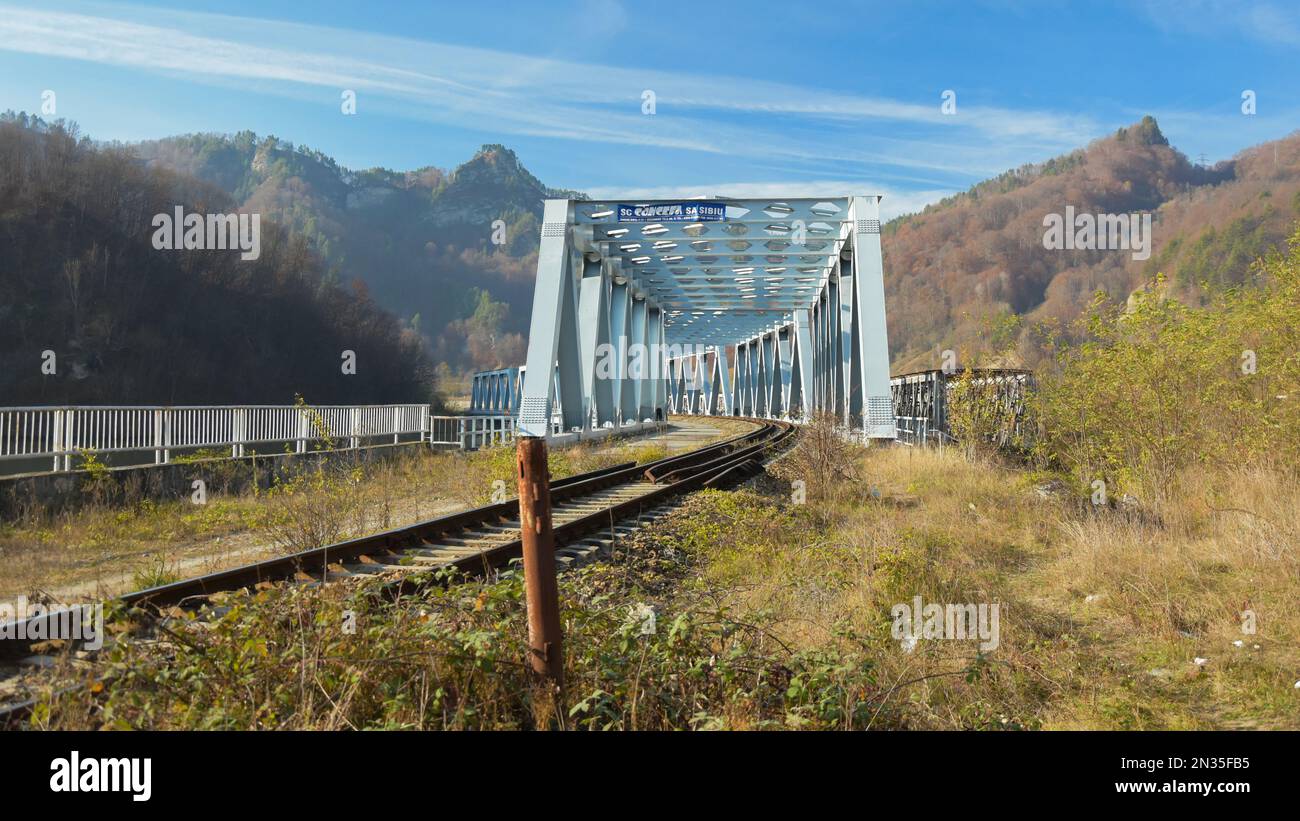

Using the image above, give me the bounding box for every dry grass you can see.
[703,443,1300,729]
[1035,468,1300,728]
[25,501,861,730]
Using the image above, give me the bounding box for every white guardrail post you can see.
[152,408,163,465]
[65,409,76,471]
[232,407,243,458]
[51,409,63,472]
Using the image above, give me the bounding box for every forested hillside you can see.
[135,135,583,374]
[0,114,433,405]
[883,117,1300,371]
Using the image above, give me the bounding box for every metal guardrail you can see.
[890,368,1033,447]
[428,415,517,450]
[893,414,932,445]
[468,367,522,416]
[0,405,519,473]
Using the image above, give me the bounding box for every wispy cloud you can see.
[0,2,1098,180]
[1140,0,1300,46]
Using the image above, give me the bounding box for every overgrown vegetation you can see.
[946,369,1029,461]
[17,393,1299,730]
[32,430,1295,730]
[1032,224,1300,502]
[780,411,866,508]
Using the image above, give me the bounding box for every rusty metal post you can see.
[515,435,564,687]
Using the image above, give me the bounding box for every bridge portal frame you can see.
[518,196,895,439]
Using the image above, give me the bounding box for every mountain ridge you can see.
[881,116,1300,371]
[14,111,1300,383]
[133,134,584,372]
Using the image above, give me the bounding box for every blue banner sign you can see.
[617,201,727,222]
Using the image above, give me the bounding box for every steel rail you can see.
[389,420,796,596]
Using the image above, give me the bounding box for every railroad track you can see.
[0,417,796,727]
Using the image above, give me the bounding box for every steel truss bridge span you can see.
[518,196,895,438]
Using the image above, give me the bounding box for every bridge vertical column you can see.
[752,336,767,417]
[827,294,838,412]
[717,346,733,416]
[810,295,824,413]
[769,328,790,415]
[676,358,686,413]
[518,202,576,437]
[836,262,854,424]
[651,307,667,421]
[762,332,776,417]
[734,343,749,415]
[692,350,706,414]
[738,340,748,413]
[848,195,896,439]
[685,353,696,414]
[608,277,633,426]
[774,330,790,417]
[677,355,690,415]
[629,296,649,423]
[578,256,615,428]
[793,309,814,420]
[763,331,777,417]
[555,249,585,432]
[759,329,769,415]
[827,278,840,414]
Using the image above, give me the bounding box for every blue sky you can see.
[1,0,1297,218]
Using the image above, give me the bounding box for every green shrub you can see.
[1032,224,1300,499]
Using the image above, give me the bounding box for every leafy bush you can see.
[947,370,1030,460]
[1032,224,1300,500]
[258,461,365,554]
[782,412,865,502]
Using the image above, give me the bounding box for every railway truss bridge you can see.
[515,196,895,439]
[497,195,1032,445]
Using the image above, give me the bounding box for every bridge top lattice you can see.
[564,196,881,346]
